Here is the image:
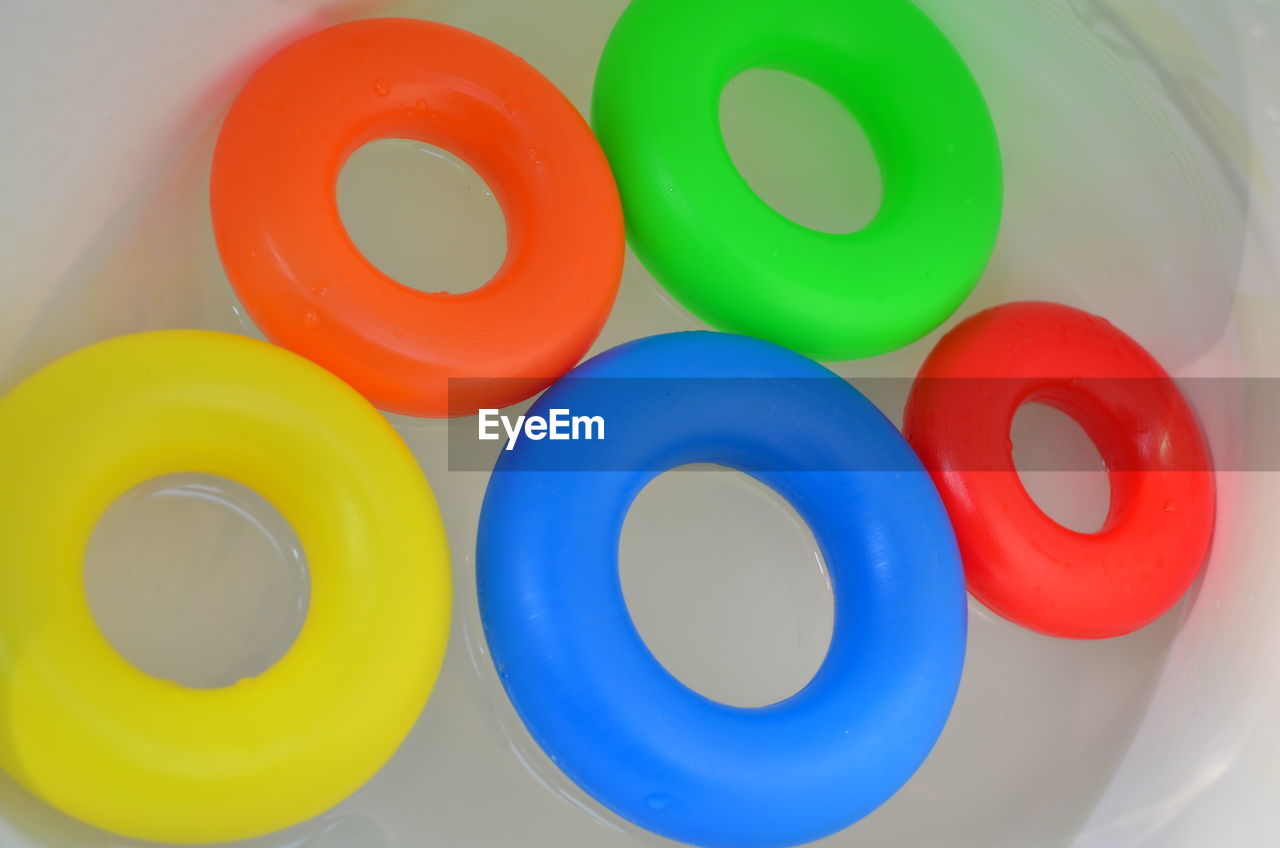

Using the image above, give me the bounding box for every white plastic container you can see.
[1,1,1277,846]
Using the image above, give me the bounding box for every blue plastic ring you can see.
[477,332,966,848]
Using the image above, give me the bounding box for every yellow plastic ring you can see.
[0,331,451,844]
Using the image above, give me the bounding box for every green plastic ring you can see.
[592,0,1003,360]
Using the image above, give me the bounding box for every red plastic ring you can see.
[904,302,1214,639]
[211,19,624,417]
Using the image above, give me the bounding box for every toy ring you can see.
[212,18,624,417]
[904,302,1215,639]
[592,0,1002,360]
[478,331,966,848]
[0,331,451,843]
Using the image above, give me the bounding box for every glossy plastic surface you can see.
[592,0,1002,360]
[2,2,1276,846]
[212,18,624,417]
[904,302,1215,639]
[0,331,451,843]
[478,332,967,848]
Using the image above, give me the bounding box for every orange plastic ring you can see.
[211,18,624,417]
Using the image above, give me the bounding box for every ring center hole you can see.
[85,474,310,689]
[720,69,883,234]
[337,138,507,294]
[1011,403,1112,533]
[619,467,834,708]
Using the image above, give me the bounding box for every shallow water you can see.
[0,1,1259,846]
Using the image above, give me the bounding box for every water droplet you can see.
[303,311,320,329]
[373,78,391,97]
[646,793,673,811]
[1164,499,1177,513]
